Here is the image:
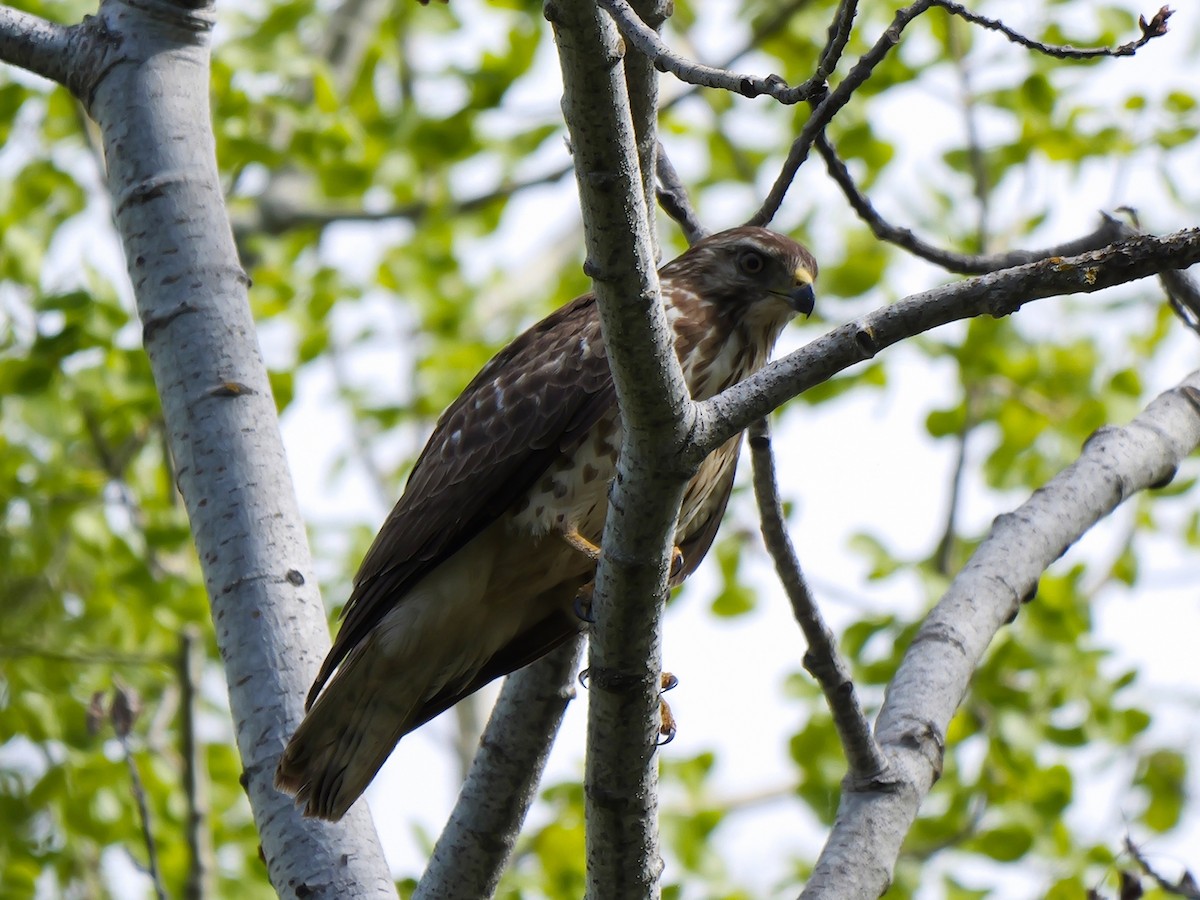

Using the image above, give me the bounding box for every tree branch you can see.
[817,138,1132,273]
[548,0,699,894]
[231,164,573,241]
[748,419,886,781]
[749,1,1173,228]
[416,637,586,900]
[814,0,859,83]
[0,6,73,86]
[621,0,668,262]
[803,371,1200,899]
[179,627,214,900]
[63,0,396,895]
[600,0,824,104]
[689,228,1200,463]
[654,144,707,243]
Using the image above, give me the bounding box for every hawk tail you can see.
[275,648,421,821]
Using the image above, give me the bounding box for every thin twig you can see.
[111,683,168,900]
[0,644,174,666]
[948,17,990,251]
[180,627,213,900]
[814,0,859,82]
[933,402,973,577]
[122,736,168,900]
[748,419,887,782]
[232,163,573,240]
[600,0,825,104]
[935,1,1172,60]
[1124,835,1200,898]
[749,2,935,226]
[750,1,1173,227]
[654,145,708,243]
[818,135,1132,273]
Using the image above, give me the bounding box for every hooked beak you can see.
[788,266,816,316]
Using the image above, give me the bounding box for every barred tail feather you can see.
[275,646,423,821]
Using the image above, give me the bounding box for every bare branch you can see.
[417,637,585,900]
[691,227,1200,460]
[803,372,1200,898]
[110,683,168,900]
[1125,835,1200,898]
[600,0,824,104]
[814,0,859,82]
[817,138,1133,273]
[0,6,73,86]
[1109,210,1200,335]
[180,627,214,900]
[71,0,396,892]
[748,3,931,226]
[748,419,886,782]
[232,164,573,241]
[0,643,174,666]
[654,145,708,243]
[750,1,1173,227]
[933,1,1172,60]
[622,0,669,262]
[548,0,698,893]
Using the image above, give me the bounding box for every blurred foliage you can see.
[1,0,1199,897]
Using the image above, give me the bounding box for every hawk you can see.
[276,226,817,820]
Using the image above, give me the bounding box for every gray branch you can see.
[690,228,1200,466]
[748,420,886,782]
[802,372,1200,899]
[0,5,74,86]
[621,0,668,262]
[416,637,586,900]
[53,1,395,896]
[549,0,700,895]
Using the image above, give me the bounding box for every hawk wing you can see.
[308,293,614,707]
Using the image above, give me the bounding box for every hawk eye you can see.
[737,249,767,276]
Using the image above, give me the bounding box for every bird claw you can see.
[657,671,678,744]
[573,582,595,623]
[669,546,685,579]
[577,668,590,689]
[658,697,677,745]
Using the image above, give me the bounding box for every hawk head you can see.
[661,226,817,335]
[659,227,817,389]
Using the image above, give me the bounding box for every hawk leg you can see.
[562,528,685,621]
[658,671,679,745]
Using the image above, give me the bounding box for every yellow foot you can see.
[658,671,678,745]
[562,527,601,560]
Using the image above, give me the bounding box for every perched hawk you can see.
[276,226,817,820]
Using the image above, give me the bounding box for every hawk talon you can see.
[658,696,677,745]
[577,668,590,689]
[573,582,595,623]
[669,546,685,580]
[660,671,679,693]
